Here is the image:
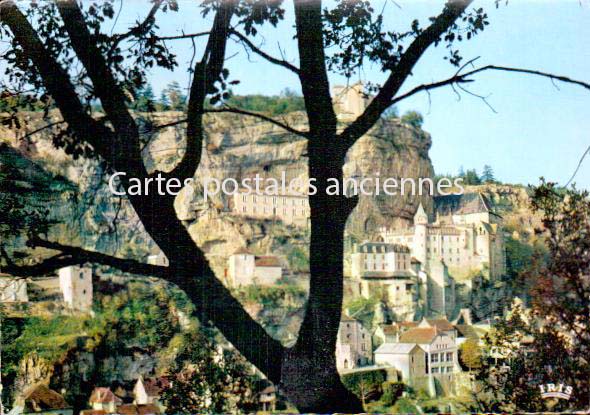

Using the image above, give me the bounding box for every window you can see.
[431,353,439,363]
[446,352,453,362]
[79,272,84,279]
[432,367,439,374]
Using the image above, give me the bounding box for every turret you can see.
[414,203,429,225]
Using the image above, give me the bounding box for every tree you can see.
[481,164,495,183]
[160,330,256,414]
[459,338,482,371]
[131,84,156,112]
[401,110,423,128]
[0,1,589,412]
[161,81,186,111]
[341,370,386,409]
[463,168,482,185]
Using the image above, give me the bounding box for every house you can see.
[374,343,426,382]
[336,313,372,370]
[58,265,93,311]
[0,274,28,302]
[227,248,282,287]
[398,326,458,378]
[133,377,169,406]
[88,387,122,414]
[9,384,72,415]
[232,190,310,227]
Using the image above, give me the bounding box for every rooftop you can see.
[398,327,439,344]
[89,387,123,405]
[255,256,281,268]
[375,343,420,355]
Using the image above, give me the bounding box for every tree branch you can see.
[57,0,144,175]
[155,31,211,41]
[1,237,167,278]
[206,107,308,138]
[0,1,115,156]
[230,29,299,74]
[339,0,473,150]
[111,0,163,48]
[168,1,236,182]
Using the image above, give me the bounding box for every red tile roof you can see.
[427,319,455,332]
[89,387,123,404]
[399,327,438,344]
[255,256,281,267]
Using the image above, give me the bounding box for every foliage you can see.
[459,338,482,371]
[160,330,256,414]
[225,89,305,115]
[379,381,406,407]
[341,369,386,408]
[401,110,423,128]
[472,302,582,412]
[344,295,379,330]
[481,164,495,183]
[287,246,309,272]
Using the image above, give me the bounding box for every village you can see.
[0,86,516,413]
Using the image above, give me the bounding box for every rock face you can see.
[344,119,434,237]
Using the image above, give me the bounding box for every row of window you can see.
[431,366,454,374]
[241,206,309,217]
[241,194,307,207]
[431,352,453,363]
[363,261,409,271]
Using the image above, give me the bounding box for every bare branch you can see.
[339,0,473,151]
[1,237,167,278]
[111,0,163,48]
[566,143,590,187]
[206,107,308,138]
[169,1,236,182]
[155,31,211,41]
[230,29,300,74]
[148,108,308,138]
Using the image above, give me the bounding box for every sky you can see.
[113,1,590,188]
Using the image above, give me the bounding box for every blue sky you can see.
[115,1,590,188]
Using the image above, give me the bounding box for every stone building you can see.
[232,191,309,227]
[227,248,282,287]
[336,313,373,370]
[349,241,420,320]
[332,82,370,118]
[0,274,28,302]
[381,193,506,282]
[374,343,427,383]
[58,265,93,312]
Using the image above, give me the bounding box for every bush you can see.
[380,381,406,407]
[401,110,423,128]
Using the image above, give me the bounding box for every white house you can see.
[58,265,93,311]
[336,313,372,370]
[374,343,426,382]
[227,248,282,287]
[398,325,458,378]
[0,274,28,302]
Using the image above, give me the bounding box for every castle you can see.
[381,193,506,282]
[349,193,505,320]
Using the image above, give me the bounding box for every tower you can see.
[413,203,429,265]
[59,265,93,311]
